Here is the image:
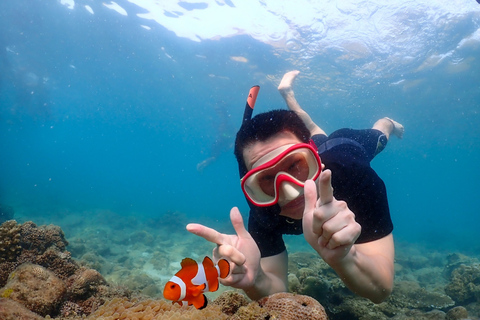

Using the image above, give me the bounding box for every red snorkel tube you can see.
[243,85,260,124]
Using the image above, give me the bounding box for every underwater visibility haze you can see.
[1,0,480,318]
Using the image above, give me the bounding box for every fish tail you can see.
[192,294,208,309]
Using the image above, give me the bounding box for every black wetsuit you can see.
[247,128,394,258]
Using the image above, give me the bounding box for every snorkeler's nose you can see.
[279,182,302,201]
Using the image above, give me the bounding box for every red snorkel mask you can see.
[241,141,321,207]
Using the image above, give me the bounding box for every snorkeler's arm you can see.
[243,251,288,300]
[330,234,394,303]
[303,171,394,303]
[278,70,325,136]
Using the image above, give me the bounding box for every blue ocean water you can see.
[1,0,479,259]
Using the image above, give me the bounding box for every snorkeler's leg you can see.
[372,117,404,140]
[196,156,216,172]
[278,71,326,136]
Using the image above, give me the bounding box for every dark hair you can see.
[234,109,311,177]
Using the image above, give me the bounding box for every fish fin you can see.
[180,257,197,269]
[209,279,219,292]
[191,283,206,296]
[202,256,215,268]
[191,294,208,309]
[217,259,230,279]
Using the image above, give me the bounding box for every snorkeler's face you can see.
[242,131,320,220]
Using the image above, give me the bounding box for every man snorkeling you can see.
[187,70,404,303]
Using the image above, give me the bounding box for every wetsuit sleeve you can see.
[248,211,286,258]
[315,129,394,243]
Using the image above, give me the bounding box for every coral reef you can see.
[0,220,78,287]
[0,220,130,318]
[287,249,478,320]
[71,291,327,320]
[2,217,480,320]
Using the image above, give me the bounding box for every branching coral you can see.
[0,220,22,263]
[20,221,68,253]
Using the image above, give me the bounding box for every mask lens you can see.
[241,143,321,206]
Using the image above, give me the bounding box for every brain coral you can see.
[258,292,328,320]
[67,267,107,299]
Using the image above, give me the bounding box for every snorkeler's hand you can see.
[186,207,261,290]
[302,169,361,266]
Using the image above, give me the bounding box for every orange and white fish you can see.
[163,256,230,309]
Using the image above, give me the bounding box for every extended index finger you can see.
[186,223,225,245]
[318,169,334,205]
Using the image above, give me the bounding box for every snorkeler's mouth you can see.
[281,195,305,210]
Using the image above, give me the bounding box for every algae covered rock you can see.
[445,263,480,304]
[388,280,455,310]
[0,298,44,320]
[446,306,469,320]
[0,263,66,316]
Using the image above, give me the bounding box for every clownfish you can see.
[163,256,230,309]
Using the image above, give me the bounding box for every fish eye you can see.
[169,284,176,289]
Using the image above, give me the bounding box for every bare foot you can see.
[385,117,405,139]
[278,70,300,97]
